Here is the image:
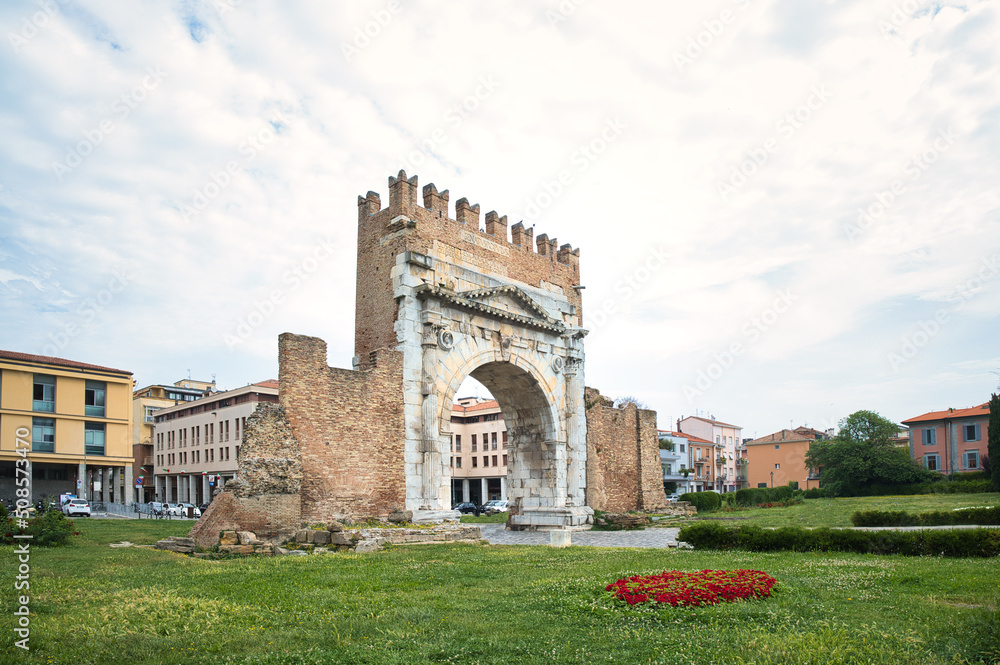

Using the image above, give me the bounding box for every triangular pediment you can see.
[459,285,550,321]
[413,283,566,333]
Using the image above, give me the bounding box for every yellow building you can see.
[0,349,133,505]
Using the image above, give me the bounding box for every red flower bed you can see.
[605,569,777,607]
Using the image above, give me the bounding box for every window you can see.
[483,456,488,467]
[492,432,498,449]
[84,380,106,416]
[482,432,488,448]
[716,435,721,444]
[472,457,478,468]
[774,463,781,469]
[924,454,940,471]
[455,434,462,452]
[922,428,937,445]
[757,483,768,488]
[492,455,497,466]
[964,424,980,442]
[774,444,780,449]
[84,422,105,455]
[484,413,499,421]
[455,457,462,468]
[502,431,508,446]
[679,443,685,453]
[32,417,55,452]
[450,456,454,467]
[235,418,240,441]
[964,450,979,469]
[144,406,159,423]
[502,454,507,466]
[33,374,55,412]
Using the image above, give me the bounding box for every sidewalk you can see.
[478,523,682,548]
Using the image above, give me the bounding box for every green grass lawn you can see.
[704,493,1000,528]
[2,517,998,664]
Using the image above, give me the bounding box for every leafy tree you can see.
[805,410,935,494]
[989,394,1000,492]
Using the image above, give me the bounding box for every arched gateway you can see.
[350,171,591,529]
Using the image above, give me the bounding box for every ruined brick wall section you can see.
[584,387,666,512]
[279,333,406,521]
[231,403,302,497]
[188,492,301,549]
[354,170,583,361]
[638,409,668,510]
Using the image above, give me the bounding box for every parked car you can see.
[165,503,184,516]
[62,499,91,517]
[149,501,166,516]
[452,502,481,515]
[179,503,201,518]
[665,494,681,502]
[198,502,210,514]
[483,500,509,514]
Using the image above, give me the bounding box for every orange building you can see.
[744,428,826,490]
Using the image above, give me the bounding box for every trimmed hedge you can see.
[851,505,1000,527]
[826,478,993,498]
[677,521,1000,557]
[678,491,721,512]
[730,486,795,506]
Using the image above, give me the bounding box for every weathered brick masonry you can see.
[279,333,406,521]
[584,388,667,512]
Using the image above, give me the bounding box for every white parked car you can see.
[483,500,509,514]
[179,503,201,517]
[165,503,184,516]
[666,494,681,502]
[62,499,91,517]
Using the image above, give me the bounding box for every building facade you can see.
[0,350,133,505]
[902,402,991,473]
[449,397,509,506]
[152,380,278,505]
[678,415,743,492]
[744,427,826,490]
[132,379,214,502]
[657,430,697,495]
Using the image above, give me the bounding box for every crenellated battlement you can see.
[359,170,580,267]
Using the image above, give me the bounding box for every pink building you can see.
[902,402,991,473]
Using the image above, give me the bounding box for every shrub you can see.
[679,523,1000,557]
[679,491,721,512]
[851,506,1000,527]
[1,510,75,547]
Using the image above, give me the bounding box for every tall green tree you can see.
[805,410,935,494]
[989,393,1000,492]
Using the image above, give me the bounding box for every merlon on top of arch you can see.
[413,283,566,334]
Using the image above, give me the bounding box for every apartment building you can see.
[902,401,991,473]
[678,415,743,492]
[744,427,827,490]
[449,397,509,506]
[132,378,214,502]
[152,380,278,505]
[657,430,698,495]
[0,349,133,504]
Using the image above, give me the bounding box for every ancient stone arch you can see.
[192,170,666,544]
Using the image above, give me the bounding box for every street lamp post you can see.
[770,471,773,488]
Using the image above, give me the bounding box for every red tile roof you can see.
[748,429,816,445]
[0,349,131,375]
[658,430,713,445]
[680,415,742,429]
[902,402,990,424]
[253,380,279,389]
[452,400,500,413]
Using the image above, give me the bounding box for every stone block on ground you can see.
[154,537,196,554]
[236,530,257,545]
[355,540,382,553]
[313,530,332,545]
[387,509,413,523]
[220,531,239,545]
[326,520,344,532]
[219,544,254,555]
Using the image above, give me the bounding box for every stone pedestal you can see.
[508,506,593,531]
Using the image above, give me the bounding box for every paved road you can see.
[478,523,683,548]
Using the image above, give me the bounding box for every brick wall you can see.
[231,403,302,497]
[279,333,406,521]
[584,387,666,512]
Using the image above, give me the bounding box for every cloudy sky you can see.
[1,0,998,439]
